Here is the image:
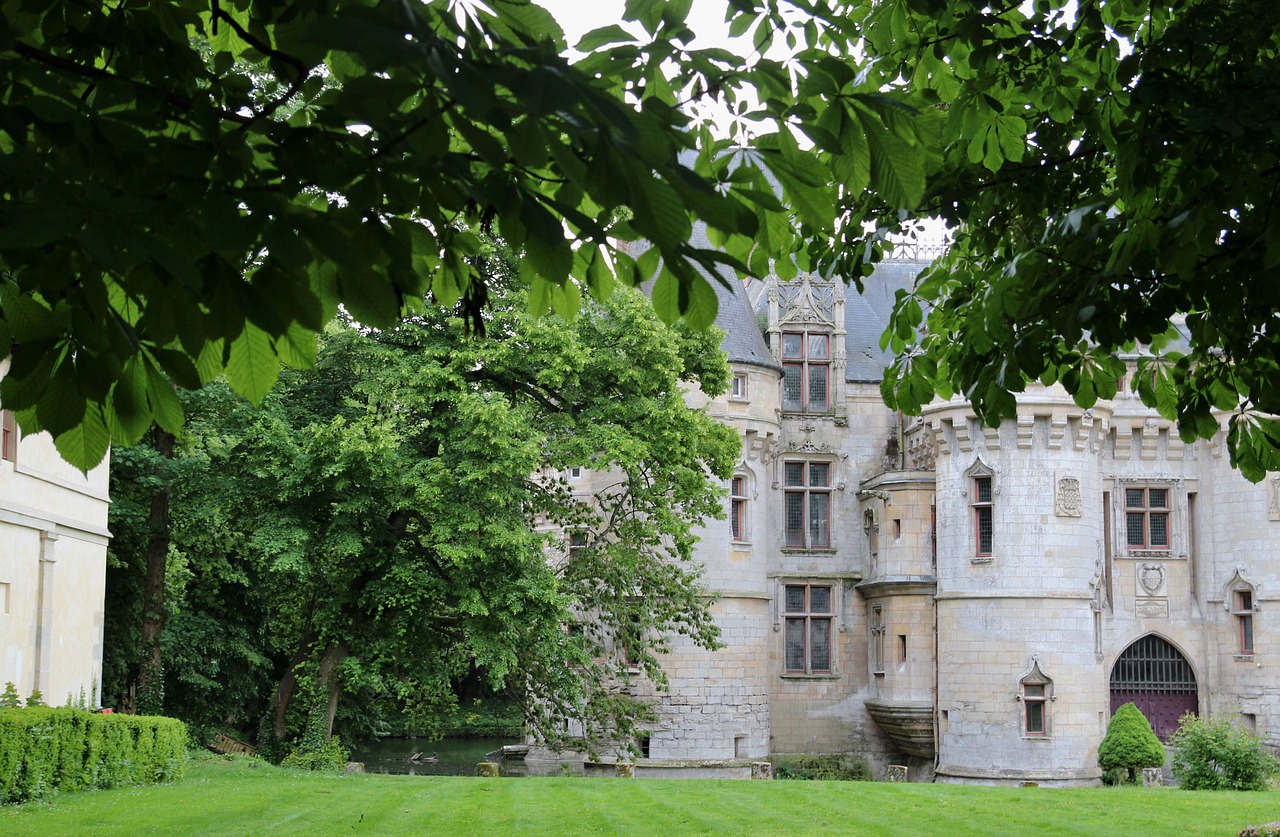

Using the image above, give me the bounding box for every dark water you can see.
[350,736,524,776]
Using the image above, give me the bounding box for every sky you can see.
[537,0,737,53]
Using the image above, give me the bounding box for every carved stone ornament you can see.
[1270,477,1280,522]
[1137,562,1167,597]
[1055,476,1083,517]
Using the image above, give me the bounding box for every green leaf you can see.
[52,403,109,474]
[227,322,280,404]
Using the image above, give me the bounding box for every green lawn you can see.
[2,758,1276,836]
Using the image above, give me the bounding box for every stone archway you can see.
[1109,634,1198,740]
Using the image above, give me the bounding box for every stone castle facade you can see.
[0,376,110,707]
[564,253,1276,785]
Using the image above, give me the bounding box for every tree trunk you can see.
[270,632,317,742]
[134,428,174,715]
[315,641,349,741]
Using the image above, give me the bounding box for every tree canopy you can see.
[1,0,927,470]
[876,0,1280,479]
[5,0,1279,477]
[104,281,740,753]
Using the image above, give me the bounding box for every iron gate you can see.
[1109,634,1198,740]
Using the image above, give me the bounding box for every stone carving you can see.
[1270,477,1280,521]
[1056,476,1083,517]
[1135,599,1169,619]
[887,764,908,782]
[1137,563,1166,596]
[1142,767,1164,787]
[751,761,774,780]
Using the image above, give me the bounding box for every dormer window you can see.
[782,331,829,413]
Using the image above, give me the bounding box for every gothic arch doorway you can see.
[1109,634,1198,740]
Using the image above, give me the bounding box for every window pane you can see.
[785,493,805,546]
[975,476,992,503]
[732,374,746,397]
[808,334,829,359]
[976,506,993,554]
[785,585,806,613]
[809,586,830,613]
[808,462,829,487]
[1125,488,1145,508]
[1239,591,1253,611]
[785,618,805,671]
[731,477,745,496]
[810,493,830,547]
[1026,701,1044,734]
[1149,512,1168,546]
[1126,512,1145,546]
[783,365,803,410]
[1024,685,1044,698]
[1148,488,1168,509]
[783,333,803,358]
[1242,615,1255,654]
[784,463,805,486]
[731,499,743,540]
[810,619,831,672]
[808,364,828,411]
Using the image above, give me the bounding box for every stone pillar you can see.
[32,532,57,694]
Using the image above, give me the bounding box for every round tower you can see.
[927,386,1112,786]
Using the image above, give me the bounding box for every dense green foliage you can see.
[6,758,1280,835]
[0,0,929,471]
[1098,703,1166,783]
[0,707,187,804]
[104,283,739,756]
[876,0,1280,479]
[771,754,874,781]
[1169,713,1279,791]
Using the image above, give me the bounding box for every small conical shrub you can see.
[1099,702,1165,783]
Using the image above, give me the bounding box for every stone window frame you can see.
[781,329,831,414]
[1,409,15,462]
[963,459,996,562]
[730,371,749,401]
[1124,486,1171,551]
[1112,477,1186,559]
[780,580,838,678]
[730,473,750,543]
[1233,591,1254,660]
[567,530,589,562]
[783,459,833,549]
[1016,659,1054,739]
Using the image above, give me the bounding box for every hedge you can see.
[0,707,188,804]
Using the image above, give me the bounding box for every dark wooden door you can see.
[1109,635,1198,740]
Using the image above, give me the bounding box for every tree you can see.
[104,279,740,754]
[1,0,929,471]
[1098,702,1165,784]
[875,0,1280,479]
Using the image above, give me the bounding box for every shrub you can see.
[0,683,20,709]
[280,737,350,772]
[772,754,874,781]
[1169,713,1279,791]
[0,707,188,804]
[1098,703,1165,784]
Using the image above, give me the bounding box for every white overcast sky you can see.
[537,0,736,52]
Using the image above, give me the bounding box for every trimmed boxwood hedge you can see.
[0,707,188,804]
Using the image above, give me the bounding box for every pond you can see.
[349,736,526,776]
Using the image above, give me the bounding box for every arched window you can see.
[1018,659,1054,738]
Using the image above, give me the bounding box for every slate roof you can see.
[844,259,926,382]
[689,224,779,373]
